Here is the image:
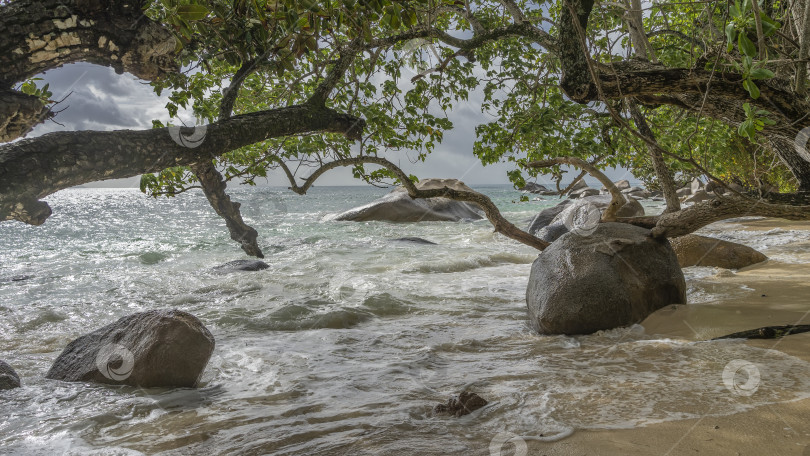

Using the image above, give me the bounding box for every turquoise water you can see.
[2,186,810,455]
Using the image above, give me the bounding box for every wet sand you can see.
[529,219,810,456]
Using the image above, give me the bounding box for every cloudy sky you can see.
[29,62,635,189]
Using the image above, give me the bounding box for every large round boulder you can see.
[526,223,686,335]
[669,234,767,269]
[526,195,645,242]
[332,178,483,222]
[46,309,214,388]
[0,361,21,390]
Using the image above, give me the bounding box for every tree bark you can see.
[0,0,178,141]
[0,104,364,225]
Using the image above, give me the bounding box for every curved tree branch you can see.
[525,157,627,221]
[277,155,550,251]
[0,104,365,225]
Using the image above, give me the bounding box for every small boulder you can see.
[520,182,549,193]
[0,361,21,390]
[434,391,488,417]
[333,179,483,222]
[567,179,589,194]
[46,310,215,388]
[214,260,269,273]
[676,187,692,197]
[669,234,768,269]
[527,195,645,242]
[569,188,600,198]
[526,223,686,335]
[683,190,711,204]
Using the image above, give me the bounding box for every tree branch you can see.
[278,155,550,251]
[525,156,627,221]
[0,104,365,225]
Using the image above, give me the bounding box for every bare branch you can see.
[525,157,627,221]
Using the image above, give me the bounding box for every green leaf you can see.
[176,4,209,21]
[743,79,760,98]
[738,33,756,58]
[749,68,774,79]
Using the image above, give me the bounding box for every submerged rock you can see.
[390,237,438,245]
[214,259,269,272]
[0,361,21,390]
[526,195,645,242]
[332,178,483,222]
[520,182,549,193]
[46,309,214,388]
[434,391,488,417]
[669,234,767,269]
[526,223,686,335]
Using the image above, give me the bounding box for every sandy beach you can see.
[526,219,810,456]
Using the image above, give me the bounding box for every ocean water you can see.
[1,186,810,455]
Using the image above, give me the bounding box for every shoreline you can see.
[527,218,810,455]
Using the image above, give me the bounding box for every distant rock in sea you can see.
[46,309,214,388]
[332,178,483,222]
[214,259,270,273]
[390,237,438,245]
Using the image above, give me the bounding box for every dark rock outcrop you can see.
[0,361,21,390]
[333,178,483,222]
[46,310,214,388]
[434,391,488,417]
[669,234,768,269]
[390,237,437,245]
[526,195,645,242]
[520,182,549,193]
[526,223,686,335]
[214,259,269,273]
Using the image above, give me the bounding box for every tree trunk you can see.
[0,0,178,141]
[0,104,365,225]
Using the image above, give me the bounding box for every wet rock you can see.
[569,187,600,198]
[390,237,437,245]
[0,361,21,390]
[526,195,645,242]
[683,190,712,204]
[676,187,692,197]
[332,178,483,222]
[520,182,549,193]
[214,260,269,272]
[526,223,686,335]
[0,275,33,283]
[434,391,488,417]
[46,309,214,388]
[669,234,768,269]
